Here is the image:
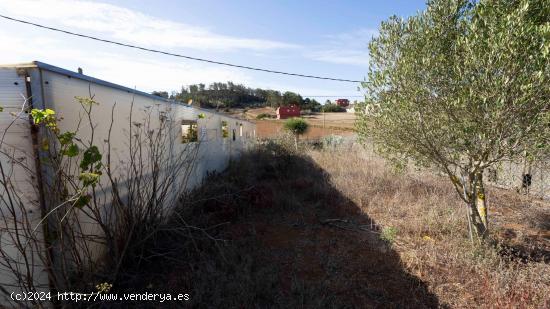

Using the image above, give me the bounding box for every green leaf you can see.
[0,106,3,112]
[31,109,46,124]
[58,132,76,145]
[80,146,102,171]
[74,194,91,209]
[31,108,56,125]
[63,143,79,157]
[75,96,99,106]
[79,172,101,187]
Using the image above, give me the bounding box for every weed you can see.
[381,226,398,245]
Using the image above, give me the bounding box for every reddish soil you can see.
[255,119,354,139]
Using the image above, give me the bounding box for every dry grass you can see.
[240,107,357,139]
[310,144,550,308]
[255,119,354,139]
[114,140,549,308]
[121,142,442,308]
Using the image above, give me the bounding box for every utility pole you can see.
[323,109,326,133]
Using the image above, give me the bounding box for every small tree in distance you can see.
[284,118,309,150]
[357,0,549,241]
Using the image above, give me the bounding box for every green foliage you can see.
[74,194,91,209]
[321,104,346,112]
[198,113,206,119]
[0,106,3,112]
[358,0,549,185]
[256,113,274,119]
[31,103,105,208]
[75,96,99,106]
[221,120,229,138]
[96,282,113,294]
[322,135,345,148]
[31,108,56,125]
[152,91,169,99]
[58,132,76,145]
[282,91,303,106]
[79,172,101,187]
[165,82,321,111]
[63,144,79,157]
[301,98,322,112]
[357,0,549,237]
[182,123,198,143]
[283,118,309,136]
[31,108,60,135]
[80,146,102,171]
[380,226,398,245]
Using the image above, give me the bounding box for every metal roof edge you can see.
[1,61,254,124]
[34,61,177,104]
[0,61,40,68]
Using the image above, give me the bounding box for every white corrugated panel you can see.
[0,68,48,306]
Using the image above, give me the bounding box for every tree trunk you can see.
[470,172,488,239]
[294,135,298,151]
[468,202,487,239]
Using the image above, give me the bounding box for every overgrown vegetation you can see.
[124,142,442,308]
[321,104,346,113]
[113,141,549,308]
[2,96,547,307]
[0,96,200,307]
[256,113,275,120]
[310,144,550,308]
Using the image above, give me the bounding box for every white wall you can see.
[0,68,49,305]
[0,64,256,307]
[39,68,256,203]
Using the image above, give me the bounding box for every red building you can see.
[335,99,350,107]
[276,105,301,119]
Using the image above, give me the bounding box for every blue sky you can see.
[0,0,426,102]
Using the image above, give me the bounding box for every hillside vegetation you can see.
[152,82,323,111]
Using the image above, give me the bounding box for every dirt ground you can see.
[255,119,355,139]
[242,107,357,139]
[118,143,549,308]
[138,144,441,308]
[301,112,356,129]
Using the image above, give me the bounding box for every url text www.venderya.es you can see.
[11,291,190,303]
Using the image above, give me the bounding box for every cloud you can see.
[0,0,364,96]
[0,0,299,51]
[86,55,252,92]
[306,29,377,67]
[0,28,252,92]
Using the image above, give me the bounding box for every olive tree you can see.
[357,0,549,240]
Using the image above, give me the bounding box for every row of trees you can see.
[357,0,549,241]
[152,82,323,111]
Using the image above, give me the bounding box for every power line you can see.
[0,14,364,83]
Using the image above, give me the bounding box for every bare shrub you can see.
[0,95,201,307]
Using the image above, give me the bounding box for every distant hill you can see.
[152,82,322,111]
